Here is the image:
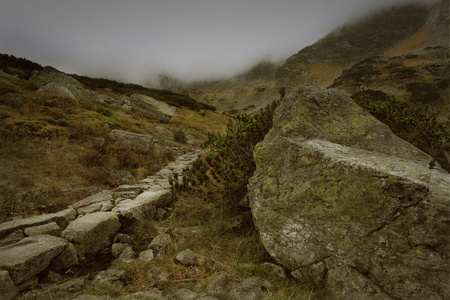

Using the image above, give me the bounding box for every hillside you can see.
[182,1,448,113]
[0,55,228,221]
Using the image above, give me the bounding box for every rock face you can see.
[130,93,177,123]
[109,129,154,153]
[248,86,450,299]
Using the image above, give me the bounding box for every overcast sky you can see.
[0,0,439,86]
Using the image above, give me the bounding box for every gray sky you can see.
[0,0,438,85]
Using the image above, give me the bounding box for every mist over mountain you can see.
[0,0,441,86]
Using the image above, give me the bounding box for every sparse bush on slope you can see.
[170,100,279,205]
[352,90,449,170]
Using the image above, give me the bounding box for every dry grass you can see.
[43,191,312,299]
[0,74,228,221]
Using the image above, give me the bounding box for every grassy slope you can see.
[0,68,227,221]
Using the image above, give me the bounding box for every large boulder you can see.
[108,129,154,153]
[60,212,121,259]
[0,235,77,284]
[130,93,177,123]
[248,86,450,299]
[30,67,89,100]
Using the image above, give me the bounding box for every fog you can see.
[0,0,439,86]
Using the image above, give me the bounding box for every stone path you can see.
[0,149,202,298]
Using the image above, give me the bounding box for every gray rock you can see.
[60,212,121,258]
[132,288,164,299]
[0,208,76,239]
[156,272,169,281]
[173,249,199,266]
[109,129,154,153]
[230,278,272,300]
[113,170,136,185]
[118,247,136,263]
[112,190,173,222]
[49,243,78,273]
[111,243,130,258]
[0,235,73,284]
[130,93,177,123]
[149,234,173,256]
[29,67,90,100]
[173,288,198,300]
[139,249,155,262]
[0,230,24,247]
[155,126,175,141]
[206,271,228,295]
[37,82,77,100]
[248,86,450,299]
[24,277,85,298]
[100,203,114,212]
[172,226,208,242]
[0,270,19,300]
[72,190,114,212]
[94,269,126,282]
[24,222,61,237]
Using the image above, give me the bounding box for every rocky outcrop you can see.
[248,86,450,299]
[30,67,87,98]
[130,93,177,123]
[108,129,154,153]
[29,67,129,108]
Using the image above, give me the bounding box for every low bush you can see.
[170,100,279,205]
[352,90,449,170]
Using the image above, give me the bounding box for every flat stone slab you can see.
[0,209,76,239]
[0,235,72,284]
[72,190,113,210]
[112,190,173,221]
[61,212,120,258]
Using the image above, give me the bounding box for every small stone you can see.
[149,234,173,256]
[138,249,155,262]
[118,247,136,263]
[174,288,198,300]
[157,272,169,281]
[230,278,273,300]
[133,288,164,299]
[173,248,199,266]
[93,269,126,283]
[206,271,228,295]
[111,243,130,258]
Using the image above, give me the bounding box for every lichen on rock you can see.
[248,86,450,299]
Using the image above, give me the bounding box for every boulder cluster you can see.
[30,67,178,123]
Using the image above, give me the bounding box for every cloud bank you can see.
[0,0,439,86]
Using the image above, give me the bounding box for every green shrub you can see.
[170,100,279,205]
[352,90,449,170]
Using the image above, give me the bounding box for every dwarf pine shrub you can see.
[352,90,449,170]
[170,100,279,205]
